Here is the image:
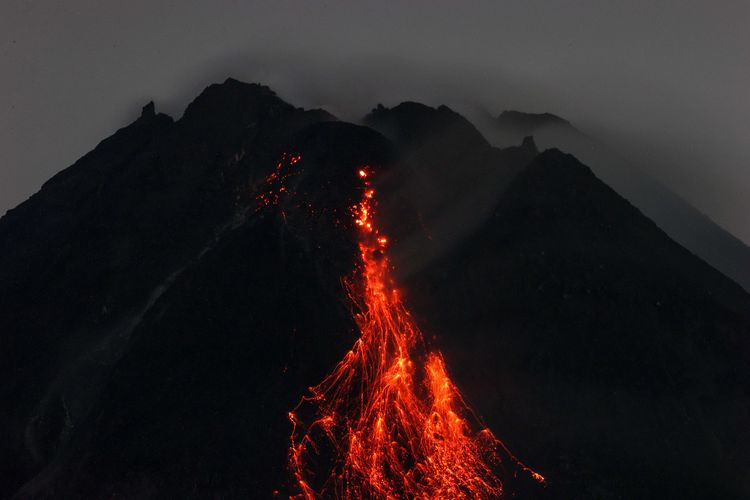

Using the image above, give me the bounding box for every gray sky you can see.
[2,0,749,243]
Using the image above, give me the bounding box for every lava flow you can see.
[261,155,544,498]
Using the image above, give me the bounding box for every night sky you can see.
[2,0,748,243]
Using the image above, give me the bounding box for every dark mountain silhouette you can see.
[0,78,340,497]
[405,149,750,499]
[1,79,748,499]
[363,102,538,278]
[486,110,750,292]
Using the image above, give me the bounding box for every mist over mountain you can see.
[483,111,750,292]
[1,79,748,499]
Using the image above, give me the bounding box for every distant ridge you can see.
[484,108,750,292]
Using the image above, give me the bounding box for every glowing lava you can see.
[261,155,544,498]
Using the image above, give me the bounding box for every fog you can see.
[2,0,748,244]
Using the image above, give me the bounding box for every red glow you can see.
[255,152,303,210]
[278,159,545,498]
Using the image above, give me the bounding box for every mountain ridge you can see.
[484,108,750,292]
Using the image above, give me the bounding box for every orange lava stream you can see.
[266,158,544,498]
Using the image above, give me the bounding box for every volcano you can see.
[1,78,749,499]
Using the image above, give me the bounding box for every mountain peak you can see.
[364,101,490,150]
[182,78,283,118]
[141,101,155,118]
[175,78,296,143]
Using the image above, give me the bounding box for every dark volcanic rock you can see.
[405,149,750,499]
[13,122,393,499]
[0,78,338,497]
[364,102,537,279]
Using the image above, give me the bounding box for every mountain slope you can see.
[405,149,750,498]
[364,102,538,278]
[485,110,750,292]
[0,78,337,496]
[11,121,393,499]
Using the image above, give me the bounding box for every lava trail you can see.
[261,155,544,498]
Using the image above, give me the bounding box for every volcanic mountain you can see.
[486,109,750,292]
[1,78,748,499]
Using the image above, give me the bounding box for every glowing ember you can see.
[256,152,303,210]
[260,154,544,498]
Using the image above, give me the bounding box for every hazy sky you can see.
[2,1,749,243]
